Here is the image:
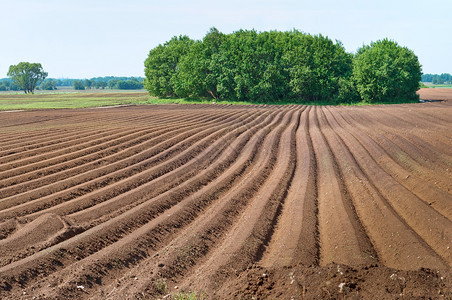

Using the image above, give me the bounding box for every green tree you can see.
[73,80,85,90]
[95,81,107,89]
[432,77,444,84]
[173,27,225,99]
[40,79,57,90]
[116,79,143,89]
[144,35,194,97]
[108,79,119,89]
[7,62,48,94]
[144,30,422,104]
[353,39,421,103]
[84,79,92,89]
[209,30,291,102]
[281,32,354,102]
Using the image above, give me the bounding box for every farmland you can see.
[418,87,452,101]
[0,102,451,298]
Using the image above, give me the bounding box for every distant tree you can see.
[432,77,444,84]
[94,81,107,89]
[440,73,452,83]
[421,74,433,82]
[84,79,92,89]
[7,62,48,94]
[116,79,143,89]
[73,80,85,90]
[108,79,119,89]
[40,79,57,90]
[10,82,19,91]
[421,73,451,84]
[353,39,421,103]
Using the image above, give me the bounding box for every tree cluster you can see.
[421,73,452,84]
[2,72,145,93]
[71,77,143,90]
[144,29,422,104]
[40,79,57,90]
[0,79,20,91]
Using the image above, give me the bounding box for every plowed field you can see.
[0,103,451,299]
[418,88,452,101]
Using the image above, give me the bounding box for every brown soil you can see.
[418,88,452,101]
[0,103,450,299]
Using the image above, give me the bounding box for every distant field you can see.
[0,92,152,110]
[422,82,452,88]
[418,88,452,101]
[0,91,251,110]
[0,88,450,111]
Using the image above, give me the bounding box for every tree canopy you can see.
[144,29,423,104]
[73,80,85,90]
[144,35,194,98]
[40,79,57,90]
[7,62,48,94]
[353,39,421,103]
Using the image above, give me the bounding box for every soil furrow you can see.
[0,109,285,295]
[0,111,229,178]
[260,106,318,268]
[58,108,292,299]
[0,111,236,195]
[0,110,253,219]
[308,106,374,266]
[327,107,452,219]
[0,110,271,267]
[322,106,450,270]
[0,129,121,169]
[176,109,299,294]
[0,103,450,299]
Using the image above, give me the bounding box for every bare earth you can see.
[418,88,452,101]
[0,101,451,299]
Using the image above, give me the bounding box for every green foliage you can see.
[336,77,361,104]
[144,29,354,103]
[173,291,207,300]
[108,79,119,89]
[144,30,422,104]
[155,278,168,294]
[84,79,93,89]
[210,29,291,102]
[419,82,429,88]
[0,79,18,91]
[353,39,421,103]
[94,81,108,89]
[115,79,143,89]
[73,80,85,90]
[283,33,353,102]
[7,62,48,94]
[422,73,452,84]
[35,77,144,88]
[144,35,195,98]
[173,28,225,99]
[40,79,57,90]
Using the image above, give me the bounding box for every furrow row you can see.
[0,108,285,296]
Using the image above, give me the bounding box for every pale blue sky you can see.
[1,0,451,78]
